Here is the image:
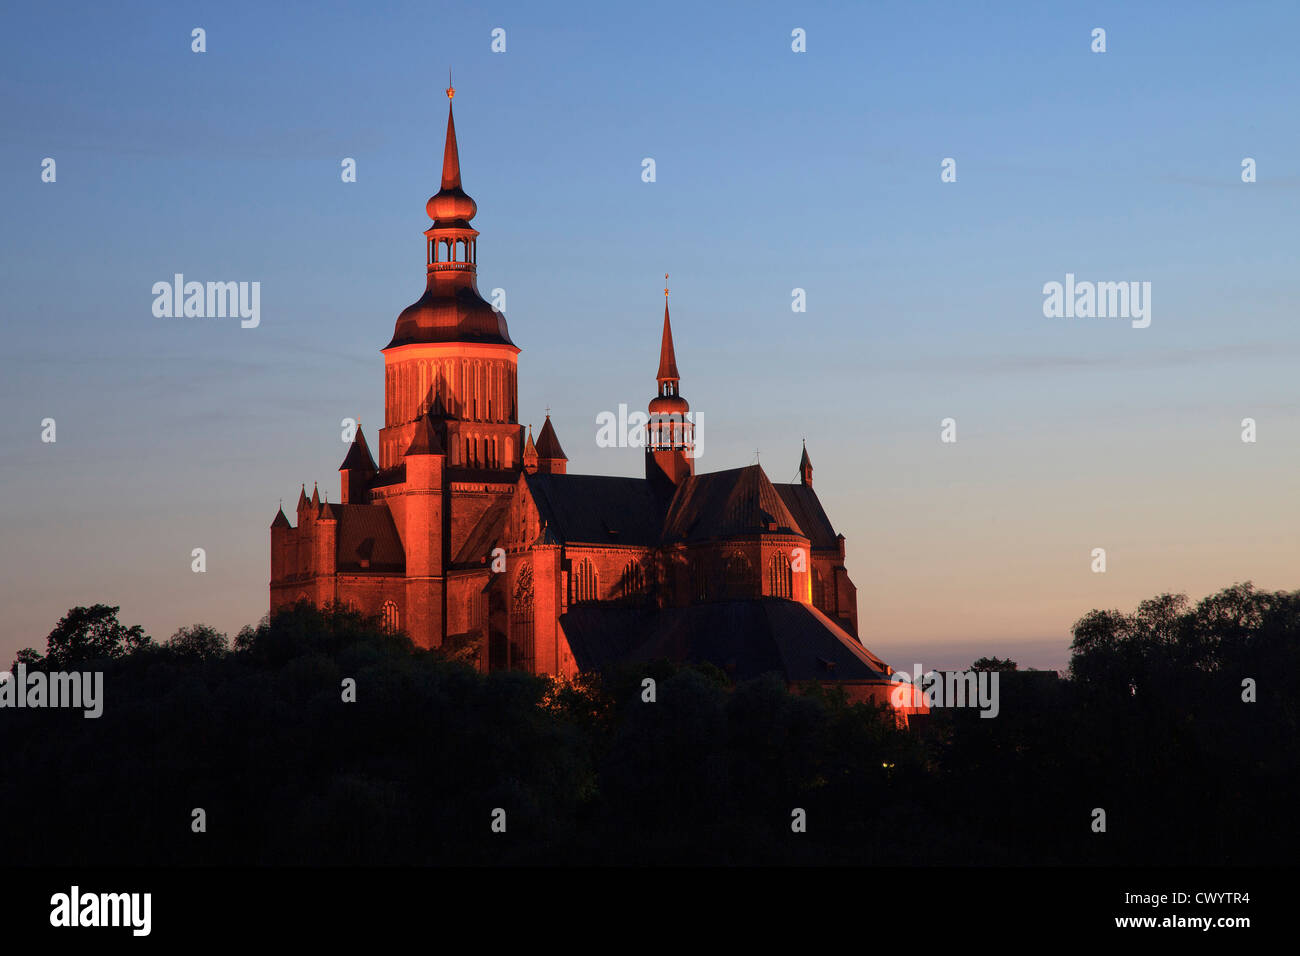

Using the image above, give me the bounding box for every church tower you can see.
[646,276,694,486]
[378,79,522,474]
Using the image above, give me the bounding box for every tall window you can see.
[618,559,647,601]
[768,552,793,599]
[724,551,754,598]
[571,558,598,604]
[511,565,535,672]
[381,601,399,633]
[691,557,709,601]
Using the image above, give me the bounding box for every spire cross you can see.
[447,69,455,99]
[664,273,669,297]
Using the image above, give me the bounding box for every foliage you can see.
[3,583,1297,864]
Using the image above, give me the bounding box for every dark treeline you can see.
[4,582,1297,865]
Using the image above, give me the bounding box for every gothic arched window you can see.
[690,556,709,601]
[512,565,535,671]
[381,601,399,633]
[768,552,793,599]
[571,558,598,604]
[618,559,647,601]
[724,551,755,598]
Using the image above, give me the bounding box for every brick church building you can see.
[270,85,913,712]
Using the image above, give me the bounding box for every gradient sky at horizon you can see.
[2,1,1298,671]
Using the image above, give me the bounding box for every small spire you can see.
[404,414,444,457]
[536,415,567,461]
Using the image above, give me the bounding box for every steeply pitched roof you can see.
[663,465,803,542]
[271,507,291,529]
[333,504,405,572]
[404,414,444,457]
[452,496,511,566]
[524,472,667,546]
[774,484,838,550]
[535,415,566,460]
[560,599,889,683]
[339,427,377,473]
[657,301,680,382]
[441,100,462,191]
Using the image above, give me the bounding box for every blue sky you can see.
[2,1,1298,670]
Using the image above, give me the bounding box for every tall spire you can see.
[386,78,515,370]
[646,276,694,484]
[657,274,680,384]
[425,74,476,234]
[441,75,461,191]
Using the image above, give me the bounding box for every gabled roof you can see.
[774,484,838,550]
[535,415,566,460]
[663,465,803,542]
[524,472,667,547]
[271,507,291,529]
[560,599,889,683]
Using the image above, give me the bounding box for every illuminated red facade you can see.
[270,88,915,712]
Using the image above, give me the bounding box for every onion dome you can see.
[389,285,513,347]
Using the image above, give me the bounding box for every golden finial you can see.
[446,69,455,100]
[664,273,669,297]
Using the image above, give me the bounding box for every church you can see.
[270,84,912,713]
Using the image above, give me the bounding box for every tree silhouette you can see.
[13,603,150,670]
